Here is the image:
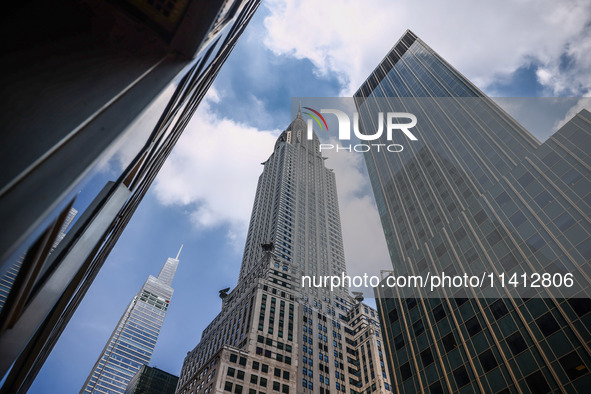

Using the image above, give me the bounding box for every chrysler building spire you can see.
[177,110,392,394]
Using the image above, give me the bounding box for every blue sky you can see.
[29,1,591,392]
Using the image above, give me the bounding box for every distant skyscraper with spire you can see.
[81,248,182,394]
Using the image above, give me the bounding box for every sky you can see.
[29,0,591,392]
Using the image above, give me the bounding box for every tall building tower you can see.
[356,30,591,392]
[81,249,181,393]
[176,111,392,394]
[239,108,348,296]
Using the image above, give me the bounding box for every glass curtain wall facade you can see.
[0,207,77,312]
[81,253,180,393]
[176,112,392,394]
[356,30,591,393]
[125,365,179,394]
[0,1,261,392]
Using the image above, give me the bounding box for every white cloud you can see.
[152,89,279,246]
[263,0,591,96]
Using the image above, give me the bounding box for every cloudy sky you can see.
[30,0,590,392]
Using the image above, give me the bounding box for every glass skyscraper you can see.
[81,250,180,393]
[125,365,179,394]
[356,30,591,392]
[176,111,392,394]
[0,2,261,391]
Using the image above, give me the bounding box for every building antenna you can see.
[176,244,184,260]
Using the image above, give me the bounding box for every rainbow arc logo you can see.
[303,107,328,131]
